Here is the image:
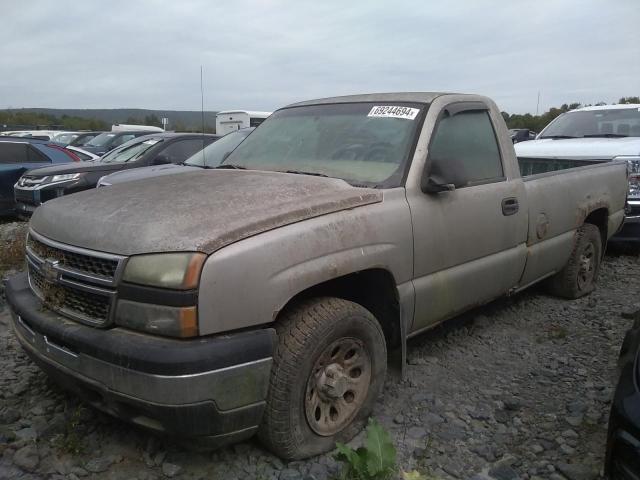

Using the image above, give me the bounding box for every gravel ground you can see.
[0,219,638,480]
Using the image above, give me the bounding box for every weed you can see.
[0,229,26,274]
[53,403,87,455]
[335,418,397,480]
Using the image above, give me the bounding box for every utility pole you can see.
[536,91,541,116]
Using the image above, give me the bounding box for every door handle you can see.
[501,197,519,216]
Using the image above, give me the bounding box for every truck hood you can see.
[30,169,383,256]
[515,137,640,160]
[99,163,195,185]
[25,160,127,177]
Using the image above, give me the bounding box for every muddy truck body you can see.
[5,92,628,459]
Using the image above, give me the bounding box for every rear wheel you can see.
[547,223,602,299]
[258,297,387,460]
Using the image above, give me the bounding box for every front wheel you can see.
[547,223,603,299]
[258,297,387,460]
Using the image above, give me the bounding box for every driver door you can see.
[408,102,528,332]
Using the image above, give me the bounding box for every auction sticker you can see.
[368,105,420,120]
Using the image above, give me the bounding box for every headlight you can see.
[628,159,640,198]
[115,301,198,338]
[122,252,206,289]
[50,173,82,182]
[96,176,111,187]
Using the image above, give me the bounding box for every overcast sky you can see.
[1,0,638,114]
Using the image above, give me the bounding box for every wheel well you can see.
[278,269,401,352]
[584,208,608,251]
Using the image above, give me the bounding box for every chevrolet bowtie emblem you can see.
[42,259,60,282]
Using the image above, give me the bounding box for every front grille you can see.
[27,235,119,280]
[29,265,110,324]
[25,231,124,327]
[14,188,37,205]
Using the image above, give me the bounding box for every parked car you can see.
[0,138,80,215]
[51,131,104,146]
[1,131,61,140]
[80,130,159,156]
[5,92,627,459]
[14,133,219,215]
[515,104,640,243]
[97,128,254,187]
[606,318,640,479]
[65,146,100,161]
[68,132,104,147]
[509,128,536,143]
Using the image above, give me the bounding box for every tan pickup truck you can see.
[5,92,628,459]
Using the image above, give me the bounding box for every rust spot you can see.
[536,213,549,239]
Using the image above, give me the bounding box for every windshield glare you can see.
[86,132,116,147]
[184,129,252,167]
[541,108,640,138]
[100,139,162,163]
[222,102,424,187]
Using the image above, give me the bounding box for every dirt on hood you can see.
[29,169,383,256]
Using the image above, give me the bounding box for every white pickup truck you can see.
[516,104,640,243]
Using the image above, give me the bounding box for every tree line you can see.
[502,96,640,132]
[2,96,638,134]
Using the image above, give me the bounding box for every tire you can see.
[258,297,387,460]
[547,223,602,299]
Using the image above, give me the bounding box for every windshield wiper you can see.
[539,135,578,139]
[214,164,247,170]
[284,170,329,178]
[583,133,628,138]
[181,161,205,168]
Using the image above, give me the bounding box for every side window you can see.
[27,146,50,163]
[429,109,503,187]
[0,143,29,164]
[160,139,206,162]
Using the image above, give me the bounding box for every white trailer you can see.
[111,124,164,133]
[215,110,271,135]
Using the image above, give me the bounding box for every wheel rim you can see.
[577,242,596,290]
[304,337,371,436]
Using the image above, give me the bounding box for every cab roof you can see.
[285,92,457,108]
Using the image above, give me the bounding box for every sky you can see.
[1,0,638,114]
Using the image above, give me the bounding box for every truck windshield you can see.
[540,108,640,138]
[222,102,425,187]
[184,129,252,168]
[100,139,162,163]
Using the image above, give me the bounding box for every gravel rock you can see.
[13,445,39,472]
[556,462,599,480]
[161,462,183,478]
[85,456,116,473]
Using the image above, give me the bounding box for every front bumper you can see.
[611,216,640,243]
[5,273,275,446]
[611,201,640,243]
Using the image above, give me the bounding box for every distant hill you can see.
[4,108,219,131]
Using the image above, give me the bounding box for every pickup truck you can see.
[515,103,640,243]
[5,92,628,460]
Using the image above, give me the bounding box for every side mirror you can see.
[421,158,456,193]
[421,175,456,193]
[152,154,171,165]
